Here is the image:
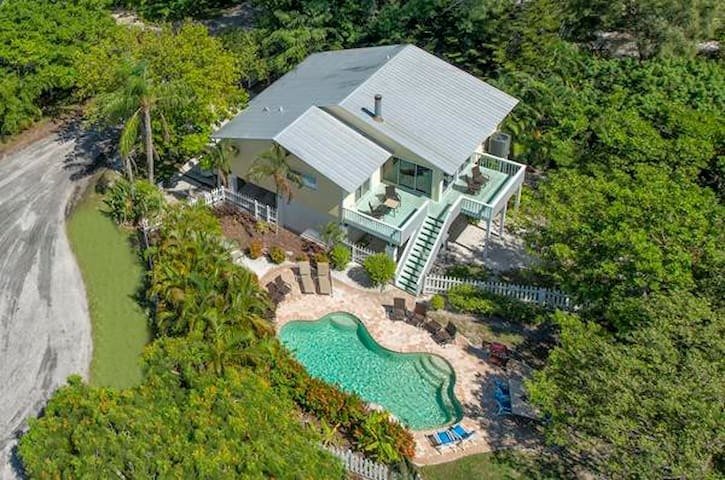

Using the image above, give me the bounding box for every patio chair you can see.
[423,319,442,335]
[274,275,292,296]
[426,430,458,453]
[391,297,407,321]
[297,261,316,294]
[472,165,489,185]
[406,302,427,327]
[368,201,385,219]
[488,342,510,367]
[317,262,332,296]
[465,174,483,195]
[449,424,477,448]
[433,321,458,345]
[385,184,401,202]
[265,281,285,305]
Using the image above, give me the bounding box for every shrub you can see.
[295,253,309,262]
[248,239,264,259]
[315,252,329,265]
[104,178,164,225]
[447,284,495,315]
[429,294,445,311]
[269,245,286,264]
[445,264,489,281]
[328,243,351,271]
[363,253,396,290]
[320,221,346,247]
[254,220,272,234]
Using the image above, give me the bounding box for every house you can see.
[213,44,525,294]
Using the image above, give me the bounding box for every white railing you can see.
[342,208,402,244]
[410,199,463,294]
[399,199,430,243]
[193,187,278,226]
[475,152,524,177]
[423,274,575,310]
[343,239,377,265]
[324,446,391,480]
[458,154,526,221]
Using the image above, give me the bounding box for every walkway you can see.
[0,126,94,478]
[261,266,539,466]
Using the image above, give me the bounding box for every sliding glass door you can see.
[381,158,433,197]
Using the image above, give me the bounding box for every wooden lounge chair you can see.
[317,262,332,295]
[392,297,407,321]
[298,261,316,294]
[265,281,285,305]
[423,319,442,335]
[274,275,292,295]
[433,321,458,345]
[407,302,428,326]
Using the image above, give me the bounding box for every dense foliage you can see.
[79,22,244,179]
[363,253,397,289]
[104,178,164,225]
[530,295,724,477]
[0,0,115,137]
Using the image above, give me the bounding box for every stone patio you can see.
[261,266,540,466]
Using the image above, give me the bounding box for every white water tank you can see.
[488,132,511,158]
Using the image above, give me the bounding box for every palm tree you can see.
[98,61,172,184]
[204,141,237,188]
[247,143,302,203]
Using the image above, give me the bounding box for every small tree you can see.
[320,221,346,248]
[248,143,302,203]
[329,243,351,271]
[363,253,396,290]
[201,141,237,188]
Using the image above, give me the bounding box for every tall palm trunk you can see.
[123,155,134,182]
[143,104,154,184]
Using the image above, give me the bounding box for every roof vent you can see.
[373,94,383,122]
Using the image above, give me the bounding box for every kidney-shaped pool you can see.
[279,312,462,430]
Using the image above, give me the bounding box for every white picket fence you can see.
[343,239,377,265]
[423,274,575,310]
[192,187,278,227]
[325,446,391,480]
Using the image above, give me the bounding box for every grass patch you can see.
[67,188,150,388]
[420,451,565,480]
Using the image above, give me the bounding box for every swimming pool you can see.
[279,312,462,430]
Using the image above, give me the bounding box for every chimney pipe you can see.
[373,94,383,122]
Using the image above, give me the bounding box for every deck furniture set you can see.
[369,185,401,218]
[426,423,477,452]
[296,261,333,295]
[391,298,458,345]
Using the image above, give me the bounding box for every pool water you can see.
[279,312,462,430]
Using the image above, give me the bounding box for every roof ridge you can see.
[336,44,410,109]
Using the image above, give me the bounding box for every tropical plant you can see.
[363,253,396,290]
[429,294,445,311]
[200,141,237,187]
[328,243,351,271]
[320,221,346,247]
[248,239,264,259]
[104,178,164,225]
[248,143,302,203]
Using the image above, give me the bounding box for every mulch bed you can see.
[213,204,324,260]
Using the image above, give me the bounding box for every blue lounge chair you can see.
[426,430,458,452]
[450,423,476,441]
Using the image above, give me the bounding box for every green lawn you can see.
[67,189,150,388]
[420,451,565,480]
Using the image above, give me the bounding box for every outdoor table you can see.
[383,197,400,215]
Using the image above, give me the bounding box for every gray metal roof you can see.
[214,44,518,179]
[274,107,392,192]
[338,46,519,175]
[213,45,405,140]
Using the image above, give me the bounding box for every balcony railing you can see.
[342,199,429,246]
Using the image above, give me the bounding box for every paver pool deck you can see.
[262,266,539,466]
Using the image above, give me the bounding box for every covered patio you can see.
[354,183,428,229]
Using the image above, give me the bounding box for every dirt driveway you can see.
[0,126,96,478]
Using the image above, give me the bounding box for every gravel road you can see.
[0,128,94,478]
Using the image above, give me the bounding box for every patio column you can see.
[515,184,522,209]
[499,202,507,237]
[385,243,398,260]
[483,215,492,258]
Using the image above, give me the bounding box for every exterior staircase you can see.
[395,214,446,294]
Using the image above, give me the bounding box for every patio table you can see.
[383,197,400,215]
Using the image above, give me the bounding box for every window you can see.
[355,178,370,202]
[380,157,432,197]
[301,173,317,190]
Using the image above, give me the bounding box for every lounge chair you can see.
[423,319,442,335]
[317,262,332,295]
[449,424,477,448]
[298,261,316,294]
[433,322,458,345]
[274,275,292,296]
[392,297,407,321]
[406,302,427,327]
[426,430,458,452]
